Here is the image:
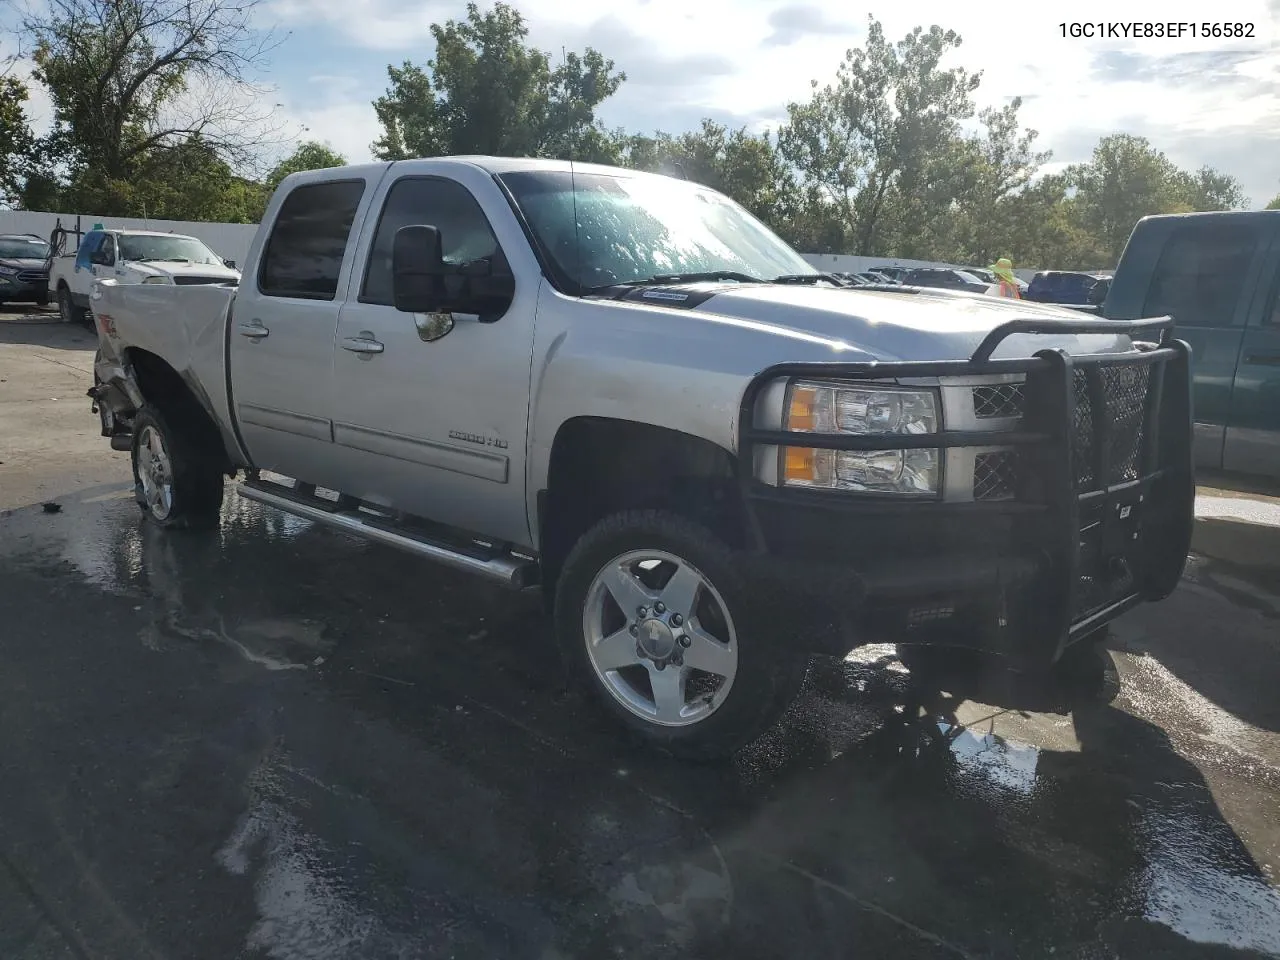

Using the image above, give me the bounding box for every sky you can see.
[9,0,1280,205]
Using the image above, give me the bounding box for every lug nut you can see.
[655,661,665,670]
[654,602,665,614]
[671,614,683,626]
[637,606,648,618]
[629,624,638,636]
[678,635,691,648]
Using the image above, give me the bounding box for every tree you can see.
[266,141,347,191]
[1178,165,1246,212]
[617,120,796,228]
[942,98,1053,263]
[0,77,39,206]
[23,0,280,213]
[372,2,623,161]
[779,18,981,255]
[1068,135,1197,264]
[1267,194,1280,210]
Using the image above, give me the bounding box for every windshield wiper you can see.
[771,273,848,286]
[585,271,763,294]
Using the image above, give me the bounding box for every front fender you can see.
[524,286,872,538]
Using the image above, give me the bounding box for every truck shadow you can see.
[1113,513,1280,735]
[10,487,1275,957]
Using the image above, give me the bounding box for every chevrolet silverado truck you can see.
[87,157,1195,757]
[51,227,240,325]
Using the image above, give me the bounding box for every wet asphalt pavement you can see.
[3,323,1280,959]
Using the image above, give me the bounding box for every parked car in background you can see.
[900,268,990,294]
[857,271,898,284]
[50,228,241,325]
[1026,271,1110,306]
[0,234,52,306]
[868,265,907,282]
[1105,210,1279,478]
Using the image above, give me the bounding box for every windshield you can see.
[0,238,50,259]
[117,235,221,265]
[498,170,814,293]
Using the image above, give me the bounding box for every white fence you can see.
[0,211,258,265]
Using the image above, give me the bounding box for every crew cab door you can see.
[1224,236,1280,477]
[327,169,538,547]
[228,176,376,483]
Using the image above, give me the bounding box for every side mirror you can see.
[392,224,514,321]
[223,259,237,270]
[392,224,447,314]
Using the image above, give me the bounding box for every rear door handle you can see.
[238,322,269,340]
[1245,353,1280,366]
[341,335,384,356]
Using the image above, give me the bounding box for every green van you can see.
[1105,210,1280,478]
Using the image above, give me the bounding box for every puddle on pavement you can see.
[4,489,1280,956]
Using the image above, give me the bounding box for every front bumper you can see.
[0,275,49,302]
[735,316,1195,668]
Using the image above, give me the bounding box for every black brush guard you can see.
[736,316,1194,662]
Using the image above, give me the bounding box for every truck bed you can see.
[92,278,240,456]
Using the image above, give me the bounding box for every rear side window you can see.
[1143,222,1259,327]
[259,180,365,300]
[360,177,501,305]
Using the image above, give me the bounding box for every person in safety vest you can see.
[987,257,1022,298]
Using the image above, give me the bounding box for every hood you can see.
[0,258,49,270]
[645,283,1134,361]
[127,260,241,280]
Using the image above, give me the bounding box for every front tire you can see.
[130,405,224,529]
[555,510,808,759]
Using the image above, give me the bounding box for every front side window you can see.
[361,177,501,306]
[1143,223,1258,328]
[259,179,366,301]
[497,170,812,294]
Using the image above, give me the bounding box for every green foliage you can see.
[371,2,623,161]
[266,142,347,192]
[1267,194,1280,210]
[0,77,39,206]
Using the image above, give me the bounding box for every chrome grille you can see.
[973,451,1017,501]
[17,270,47,283]
[172,275,230,286]
[972,382,1025,419]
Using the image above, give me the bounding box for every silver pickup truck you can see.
[88,157,1195,757]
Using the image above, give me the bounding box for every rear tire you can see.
[555,509,808,760]
[57,285,86,325]
[130,405,224,530]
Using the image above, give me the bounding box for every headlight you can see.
[141,275,169,284]
[781,380,941,496]
[0,265,17,276]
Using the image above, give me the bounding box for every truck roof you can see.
[1136,209,1280,225]
[93,228,203,239]
[310,156,692,183]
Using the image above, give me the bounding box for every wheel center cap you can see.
[637,617,676,659]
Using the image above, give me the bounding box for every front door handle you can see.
[238,322,269,340]
[341,334,384,356]
[1245,353,1280,366]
